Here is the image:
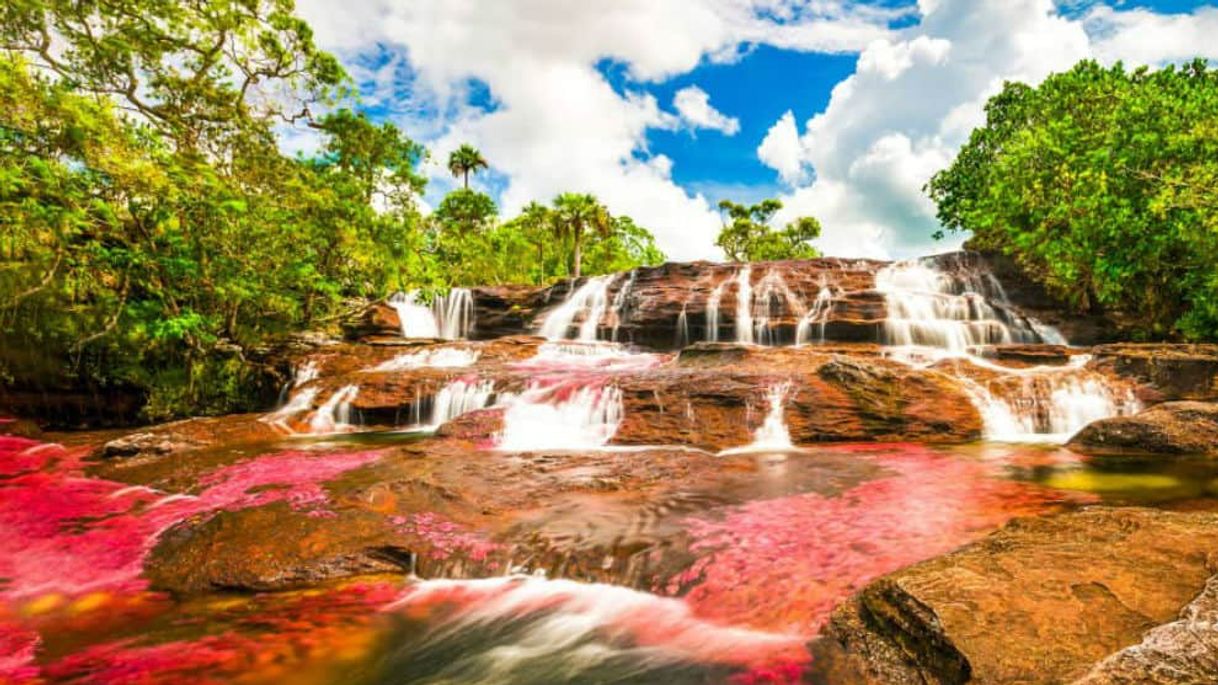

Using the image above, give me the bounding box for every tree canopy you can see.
[0,1,666,422]
[715,199,822,262]
[927,59,1218,341]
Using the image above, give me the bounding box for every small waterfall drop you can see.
[308,385,360,434]
[705,280,727,342]
[675,305,689,348]
[388,289,474,340]
[795,286,834,346]
[539,275,618,342]
[734,266,754,344]
[428,379,496,427]
[609,270,637,342]
[263,386,319,430]
[751,384,794,451]
[751,270,804,346]
[292,360,319,387]
[496,384,624,451]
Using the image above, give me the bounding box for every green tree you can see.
[715,199,822,261]
[433,188,498,235]
[447,143,489,189]
[927,59,1218,340]
[552,192,612,279]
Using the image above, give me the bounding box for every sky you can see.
[290,0,1218,262]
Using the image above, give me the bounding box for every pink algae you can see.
[0,435,387,682]
[676,443,1096,636]
[391,512,501,561]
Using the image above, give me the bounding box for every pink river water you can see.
[0,433,1115,684]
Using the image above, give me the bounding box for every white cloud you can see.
[673,85,741,135]
[764,0,1218,259]
[294,0,896,261]
[757,110,807,185]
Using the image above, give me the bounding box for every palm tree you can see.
[552,193,612,279]
[447,143,489,189]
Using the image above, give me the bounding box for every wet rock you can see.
[1074,576,1218,685]
[146,502,414,594]
[824,507,1218,685]
[1089,344,1218,402]
[343,300,403,340]
[96,430,195,459]
[1068,402,1218,458]
[977,343,1075,368]
[90,415,282,462]
[0,418,42,439]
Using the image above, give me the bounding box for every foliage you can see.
[928,59,1218,341]
[447,143,488,189]
[431,194,665,286]
[715,199,822,261]
[551,192,613,278]
[0,2,669,423]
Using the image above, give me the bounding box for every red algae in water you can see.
[390,512,501,561]
[0,436,387,682]
[676,443,1096,636]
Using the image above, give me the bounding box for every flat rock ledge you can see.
[815,507,1218,685]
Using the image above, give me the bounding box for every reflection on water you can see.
[7,432,1218,684]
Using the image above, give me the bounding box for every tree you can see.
[715,199,822,261]
[433,188,498,235]
[552,193,612,278]
[927,59,1218,340]
[447,143,489,189]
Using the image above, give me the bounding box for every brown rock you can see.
[145,502,414,594]
[343,300,404,340]
[1090,344,1218,402]
[1068,401,1218,458]
[824,507,1218,685]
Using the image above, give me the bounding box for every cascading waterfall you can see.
[262,386,319,430]
[795,285,834,346]
[308,385,360,434]
[496,383,624,451]
[428,379,496,427]
[370,348,481,372]
[734,265,754,344]
[538,275,618,342]
[958,361,1142,443]
[875,260,1041,353]
[751,270,804,346]
[388,289,474,340]
[609,269,637,342]
[675,304,689,348]
[705,280,727,342]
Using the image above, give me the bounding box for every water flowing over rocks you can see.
[15,250,1218,683]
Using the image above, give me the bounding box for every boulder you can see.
[343,300,403,340]
[1089,344,1218,402]
[145,502,415,594]
[1068,401,1218,458]
[822,507,1218,685]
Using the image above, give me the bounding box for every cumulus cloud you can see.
[293,0,896,261]
[761,0,1218,259]
[673,85,741,135]
[757,110,807,185]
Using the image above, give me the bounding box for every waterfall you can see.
[370,348,481,372]
[428,379,496,427]
[723,383,794,453]
[875,259,1049,353]
[795,286,834,346]
[496,384,624,451]
[962,371,1141,443]
[705,280,727,343]
[675,305,689,348]
[514,342,666,372]
[262,386,319,430]
[388,289,474,340]
[308,385,359,433]
[751,270,804,346]
[292,360,319,387]
[538,274,618,342]
[609,269,636,342]
[734,266,754,344]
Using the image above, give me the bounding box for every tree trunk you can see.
[572,230,583,279]
[463,170,469,189]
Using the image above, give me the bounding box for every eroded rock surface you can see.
[822,507,1218,685]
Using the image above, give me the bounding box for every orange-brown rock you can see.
[1089,343,1218,402]
[821,507,1218,685]
[1068,401,1218,458]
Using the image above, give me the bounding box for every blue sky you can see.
[296,0,1218,261]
